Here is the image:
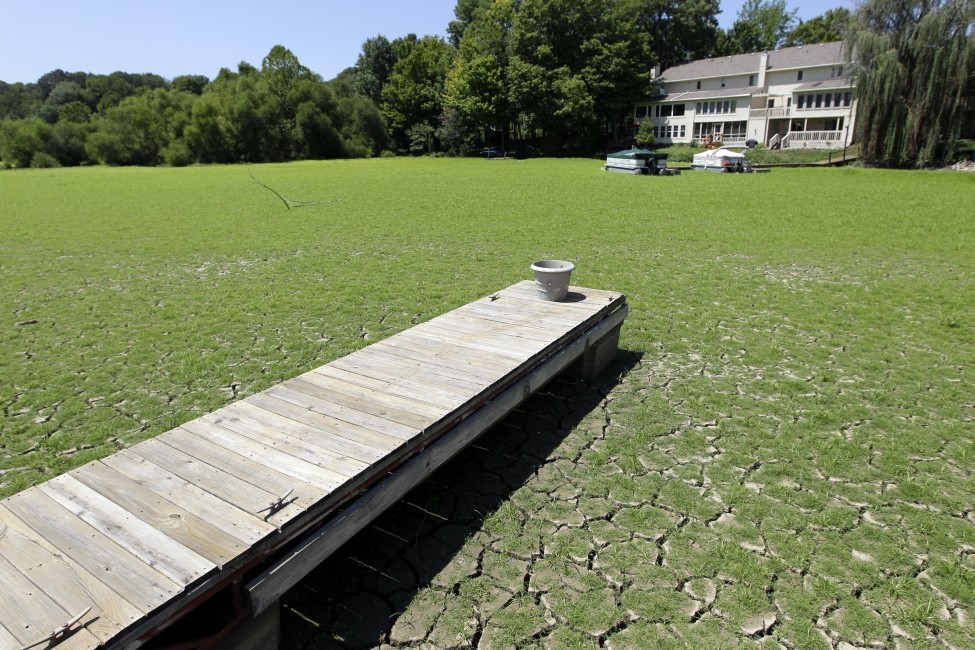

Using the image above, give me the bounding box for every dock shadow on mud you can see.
[279,350,642,649]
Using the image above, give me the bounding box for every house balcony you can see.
[794,106,852,115]
[720,134,748,145]
[782,130,845,149]
[749,107,791,119]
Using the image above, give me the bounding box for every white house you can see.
[635,41,857,149]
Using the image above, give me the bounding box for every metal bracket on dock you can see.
[257,488,296,518]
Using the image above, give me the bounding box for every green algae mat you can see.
[2,159,973,647]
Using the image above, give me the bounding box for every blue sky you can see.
[0,0,852,84]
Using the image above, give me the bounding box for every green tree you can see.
[381,36,455,152]
[48,121,91,166]
[295,102,344,158]
[232,67,288,162]
[436,105,476,153]
[184,92,236,163]
[184,63,280,163]
[444,53,506,145]
[0,81,43,120]
[444,0,517,151]
[87,95,167,165]
[848,0,975,166]
[448,0,493,46]
[0,118,51,167]
[509,0,651,147]
[719,0,798,54]
[41,81,85,122]
[786,7,852,46]
[634,118,655,148]
[635,0,721,72]
[85,72,166,112]
[353,35,396,103]
[171,75,210,95]
[330,71,390,156]
[262,44,317,121]
[36,70,87,99]
[57,101,92,124]
[289,79,346,159]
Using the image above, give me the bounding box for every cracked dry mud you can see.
[279,344,974,649]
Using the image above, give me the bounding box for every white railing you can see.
[695,134,747,146]
[794,106,851,114]
[784,130,843,148]
[749,107,791,119]
[768,133,780,149]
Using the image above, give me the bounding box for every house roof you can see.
[795,77,854,91]
[646,88,752,103]
[660,41,848,82]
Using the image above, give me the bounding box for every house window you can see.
[844,92,851,106]
[673,104,685,117]
[749,74,756,86]
[798,70,804,81]
[721,78,726,88]
[787,97,792,107]
[824,94,832,108]
[680,125,686,138]
[635,105,647,119]
[727,121,746,138]
[797,95,805,109]
[768,99,775,108]
[815,94,823,108]
[696,81,701,90]
[693,101,737,115]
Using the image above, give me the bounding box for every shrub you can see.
[30,151,61,168]
[634,119,655,149]
[162,139,194,167]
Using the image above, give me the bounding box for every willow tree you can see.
[848,0,975,167]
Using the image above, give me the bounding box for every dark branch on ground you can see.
[250,173,337,209]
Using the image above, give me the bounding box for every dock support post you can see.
[565,322,622,379]
[215,599,280,650]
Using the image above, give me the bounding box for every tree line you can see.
[0,46,387,168]
[0,0,970,168]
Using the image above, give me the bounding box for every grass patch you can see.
[2,158,974,645]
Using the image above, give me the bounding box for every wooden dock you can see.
[0,281,627,649]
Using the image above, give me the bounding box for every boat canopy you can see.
[694,148,745,160]
[607,147,668,159]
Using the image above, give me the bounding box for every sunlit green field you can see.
[2,159,973,647]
